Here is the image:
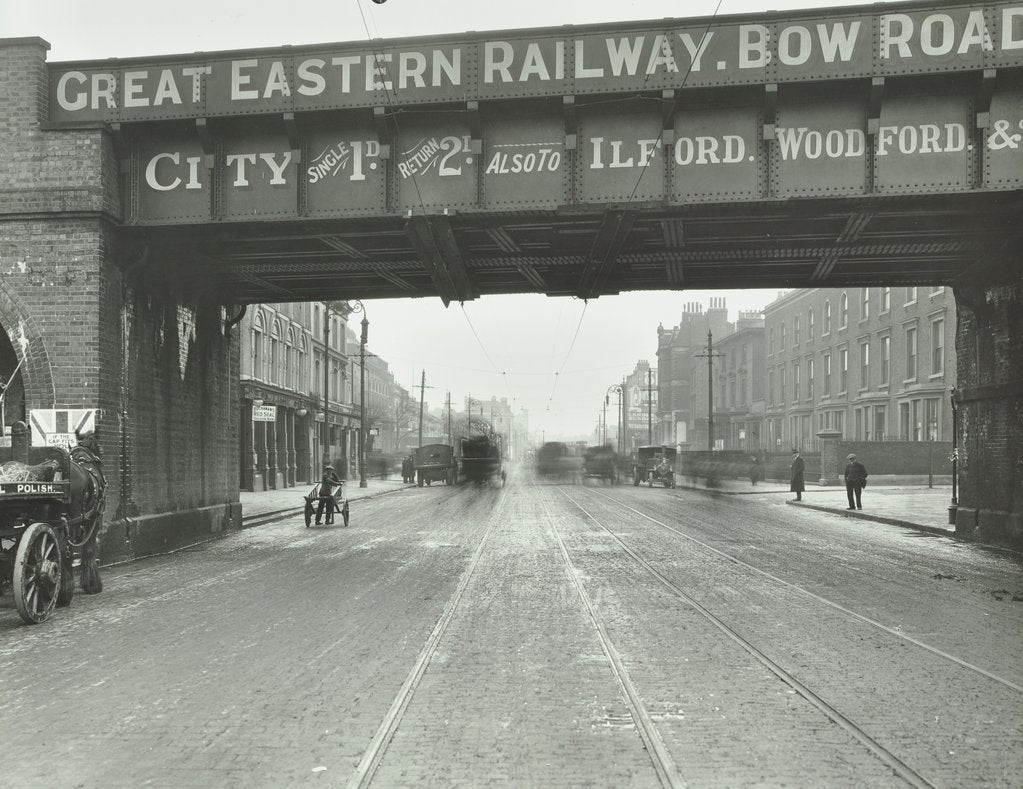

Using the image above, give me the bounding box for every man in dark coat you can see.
[790,449,805,501]
[315,465,342,525]
[844,453,868,510]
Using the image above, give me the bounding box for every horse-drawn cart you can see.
[0,445,105,624]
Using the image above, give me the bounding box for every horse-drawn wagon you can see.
[0,444,105,624]
[414,443,456,487]
[460,435,505,487]
[582,444,618,485]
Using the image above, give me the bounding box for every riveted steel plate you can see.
[774,100,868,197]
[983,87,1023,188]
[304,120,387,217]
[136,132,210,223]
[874,92,972,193]
[481,112,566,210]
[394,115,478,212]
[219,124,298,222]
[671,105,760,202]
[578,104,664,204]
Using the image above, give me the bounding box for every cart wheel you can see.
[304,498,314,528]
[13,522,62,624]
[342,500,350,528]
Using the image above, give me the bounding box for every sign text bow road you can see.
[49,2,1023,123]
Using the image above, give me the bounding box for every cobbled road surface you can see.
[2,468,1021,788]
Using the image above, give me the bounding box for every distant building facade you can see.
[656,298,732,449]
[763,287,956,451]
[623,360,657,453]
[700,311,766,451]
[240,301,380,491]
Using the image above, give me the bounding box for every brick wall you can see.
[0,38,241,562]
[954,281,1023,546]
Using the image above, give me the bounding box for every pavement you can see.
[672,475,957,537]
[240,472,958,540]
[239,474,411,524]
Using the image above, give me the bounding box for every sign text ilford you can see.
[49,3,1023,122]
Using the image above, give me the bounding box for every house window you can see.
[859,341,869,390]
[906,327,918,380]
[808,358,815,400]
[780,366,786,404]
[823,353,831,397]
[931,318,945,375]
[808,308,815,339]
[285,327,295,389]
[840,293,849,328]
[881,287,890,313]
[793,363,800,401]
[769,328,775,355]
[251,312,265,380]
[780,322,786,349]
[930,285,944,296]
[880,336,890,385]
[794,316,800,345]
[906,287,918,305]
[298,335,308,392]
[874,405,886,440]
[861,288,869,320]
[269,320,281,384]
[839,348,848,392]
[823,301,832,334]
[926,398,940,440]
[768,368,774,405]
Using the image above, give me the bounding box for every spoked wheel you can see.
[13,523,63,624]
[341,500,350,528]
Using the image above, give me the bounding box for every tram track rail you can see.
[575,485,1023,696]
[345,483,510,789]
[554,483,941,788]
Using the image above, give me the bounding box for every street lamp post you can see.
[949,388,959,525]
[606,383,623,455]
[322,303,332,468]
[359,312,369,488]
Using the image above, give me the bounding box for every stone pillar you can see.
[241,403,256,491]
[254,420,267,492]
[266,415,279,490]
[954,280,1023,548]
[816,429,843,485]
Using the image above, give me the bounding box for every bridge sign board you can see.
[47,3,1023,122]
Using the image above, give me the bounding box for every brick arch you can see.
[0,280,56,409]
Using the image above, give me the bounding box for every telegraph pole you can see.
[446,391,452,445]
[647,368,653,444]
[695,330,724,451]
[417,370,426,449]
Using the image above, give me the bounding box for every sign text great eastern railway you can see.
[49,2,1023,122]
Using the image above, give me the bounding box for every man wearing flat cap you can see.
[315,464,342,525]
[844,453,868,510]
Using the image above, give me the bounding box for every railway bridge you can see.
[1,0,1021,554]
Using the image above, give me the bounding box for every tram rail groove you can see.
[557,485,938,789]
[345,485,509,789]
[537,487,686,789]
[582,486,1023,696]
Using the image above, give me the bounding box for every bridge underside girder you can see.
[129,192,1023,305]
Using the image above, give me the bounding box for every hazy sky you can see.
[5,0,879,439]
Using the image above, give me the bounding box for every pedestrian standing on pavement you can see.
[749,453,764,486]
[790,449,805,501]
[315,465,341,525]
[844,453,868,510]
